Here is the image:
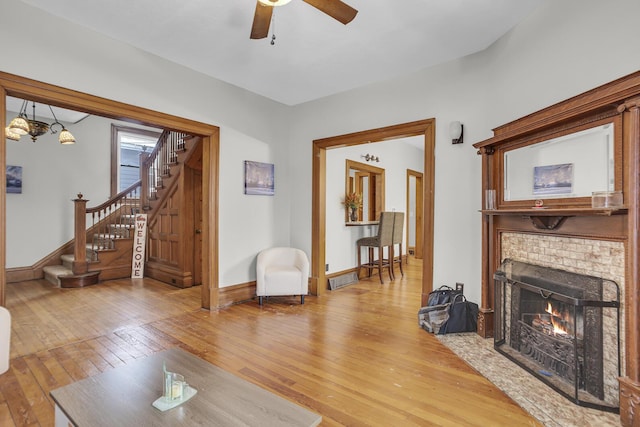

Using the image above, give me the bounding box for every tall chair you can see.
[357,211,394,283]
[391,212,405,280]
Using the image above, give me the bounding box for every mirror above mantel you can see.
[503,122,617,204]
[496,116,623,210]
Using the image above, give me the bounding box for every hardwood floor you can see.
[0,258,541,426]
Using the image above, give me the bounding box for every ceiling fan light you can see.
[258,0,292,6]
[58,128,76,144]
[5,126,21,141]
[8,116,29,135]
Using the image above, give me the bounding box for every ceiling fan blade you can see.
[303,0,358,25]
[250,1,273,39]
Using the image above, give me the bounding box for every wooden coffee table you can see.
[50,348,321,427]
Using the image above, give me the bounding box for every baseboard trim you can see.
[6,266,42,283]
[217,281,256,308]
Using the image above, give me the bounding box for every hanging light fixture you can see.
[7,100,29,136]
[4,126,21,141]
[7,100,76,144]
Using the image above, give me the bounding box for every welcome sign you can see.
[131,214,148,278]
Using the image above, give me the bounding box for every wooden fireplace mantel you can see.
[473,70,640,427]
[480,207,628,230]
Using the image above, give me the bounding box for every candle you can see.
[171,380,183,400]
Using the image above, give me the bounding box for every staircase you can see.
[42,192,140,288]
[42,130,198,288]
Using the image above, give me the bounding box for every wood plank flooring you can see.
[0,259,541,426]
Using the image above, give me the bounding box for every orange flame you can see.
[545,302,568,335]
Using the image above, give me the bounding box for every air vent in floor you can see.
[328,272,359,290]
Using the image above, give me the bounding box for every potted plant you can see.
[343,192,363,222]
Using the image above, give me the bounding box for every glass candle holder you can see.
[163,363,186,401]
[485,189,496,210]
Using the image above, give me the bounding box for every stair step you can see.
[61,253,98,266]
[43,265,73,287]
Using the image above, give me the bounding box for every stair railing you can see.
[141,130,187,209]
[72,182,142,274]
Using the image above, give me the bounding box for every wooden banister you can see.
[72,182,142,268]
[72,194,88,275]
[141,130,188,209]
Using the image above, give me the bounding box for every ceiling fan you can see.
[250,0,358,40]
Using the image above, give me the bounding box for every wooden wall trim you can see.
[217,282,256,308]
[623,102,640,384]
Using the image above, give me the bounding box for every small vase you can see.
[350,207,358,222]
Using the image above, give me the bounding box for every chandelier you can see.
[6,100,76,144]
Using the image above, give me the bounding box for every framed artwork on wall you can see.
[244,161,274,196]
[6,165,22,194]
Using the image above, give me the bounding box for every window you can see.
[111,125,162,195]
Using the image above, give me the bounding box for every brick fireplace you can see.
[473,71,640,426]
[495,236,624,412]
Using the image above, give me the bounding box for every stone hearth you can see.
[437,333,620,427]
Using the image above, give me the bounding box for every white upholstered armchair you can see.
[256,247,309,305]
[0,306,10,375]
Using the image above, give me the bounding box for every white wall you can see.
[288,0,640,304]
[2,0,640,301]
[5,112,112,266]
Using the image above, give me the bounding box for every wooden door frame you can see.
[0,72,219,309]
[406,169,423,259]
[312,119,435,303]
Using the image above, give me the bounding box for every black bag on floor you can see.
[438,294,479,334]
[427,285,462,306]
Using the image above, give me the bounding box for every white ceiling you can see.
[18,0,542,106]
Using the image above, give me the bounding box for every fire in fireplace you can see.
[494,259,620,412]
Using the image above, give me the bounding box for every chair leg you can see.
[301,295,305,304]
[259,296,263,305]
[398,243,404,277]
[377,245,384,284]
[387,245,393,282]
[389,245,396,280]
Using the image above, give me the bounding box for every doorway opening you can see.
[0,72,219,308]
[406,169,423,260]
[311,119,435,303]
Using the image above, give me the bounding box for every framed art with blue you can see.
[244,161,274,196]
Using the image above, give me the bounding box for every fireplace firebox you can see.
[494,259,620,412]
